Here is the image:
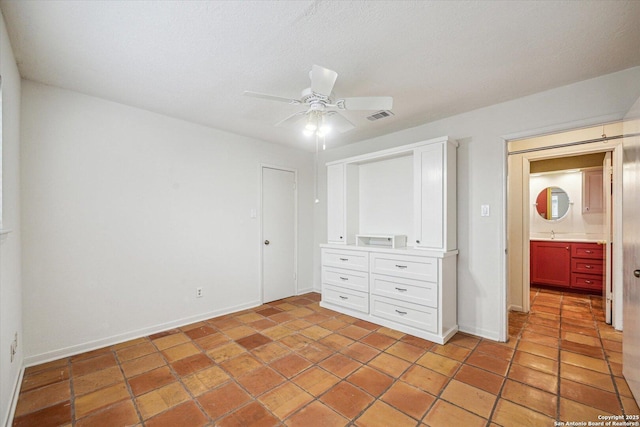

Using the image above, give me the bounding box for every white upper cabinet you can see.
[327,164,345,243]
[326,136,457,252]
[327,163,359,244]
[582,169,604,213]
[414,139,457,251]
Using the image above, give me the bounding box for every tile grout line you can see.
[556,290,564,422]
[590,293,627,417]
[112,343,147,427]
[486,287,535,426]
[417,336,482,426]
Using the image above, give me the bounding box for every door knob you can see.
[634,269,640,278]
[264,240,270,245]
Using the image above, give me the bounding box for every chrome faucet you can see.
[551,230,555,239]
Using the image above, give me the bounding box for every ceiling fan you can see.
[244,65,393,137]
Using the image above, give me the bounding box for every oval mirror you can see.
[535,186,570,220]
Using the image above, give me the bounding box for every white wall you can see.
[530,171,605,239]
[20,81,315,364]
[0,10,23,426]
[315,66,640,341]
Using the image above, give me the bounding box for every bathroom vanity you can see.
[530,240,605,293]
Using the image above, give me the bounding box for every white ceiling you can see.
[2,1,640,150]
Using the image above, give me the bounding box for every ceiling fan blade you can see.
[326,112,355,133]
[310,65,338,97]
[338,96,393,111]
[243,91,301,105]
[275,111,307,128]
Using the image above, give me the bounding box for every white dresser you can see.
[320,245,458,344]
[321,136,458,344]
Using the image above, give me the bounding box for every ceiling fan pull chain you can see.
[314,133,320,204]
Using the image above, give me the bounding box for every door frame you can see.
[505,125,625,330]
[259,164,298,304]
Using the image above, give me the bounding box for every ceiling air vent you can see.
[366,110,395,121]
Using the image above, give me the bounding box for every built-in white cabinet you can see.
[326,136,457,250]
[320,245,458,344]
[322,136,458,344]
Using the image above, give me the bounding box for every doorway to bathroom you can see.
[506,122,624,330]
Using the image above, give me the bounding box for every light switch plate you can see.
[481,204,490,217]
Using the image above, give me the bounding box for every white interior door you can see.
[623,132,640,402]
[262,167,296,303]
[603,152,612,323]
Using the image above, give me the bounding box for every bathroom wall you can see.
[530,169,605,240]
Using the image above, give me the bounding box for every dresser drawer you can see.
[323,285,369,313]
[322,267,368,293]
[370,274,437,308]
[571,243,604,260]
[571,273,603,292]
[571,258,603,275]
[370,295,437,333]
[370,253,438,281]
[322,248,369,272]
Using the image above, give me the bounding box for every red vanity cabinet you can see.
[530,241,572,288]
[530,241,604,293]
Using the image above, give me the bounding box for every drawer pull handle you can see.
[339,258,349,261]
[395,265,408,269]
[585,265,592,269]
[585,280,592,284]
[395,309,408,315]
[585,250,593,253]
[339,295,348,300]
[339,277,349,281]
[395,287,408,292]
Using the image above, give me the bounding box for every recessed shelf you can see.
[356,234,407,249]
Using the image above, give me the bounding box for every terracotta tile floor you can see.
[12,288,640,426]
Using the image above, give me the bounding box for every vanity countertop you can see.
[530,237,606,243]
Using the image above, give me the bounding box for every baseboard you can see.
[458,323,503,342]
[296,287,315,295]
[508,304,524,312]
[24,300,261,367]
[3,363,24,427]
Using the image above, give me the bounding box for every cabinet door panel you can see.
[327,164,345,243]
[414,144,444,249]
[530,241,571,287]
[583,169,604,213]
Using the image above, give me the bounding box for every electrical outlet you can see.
[196,287,203,298]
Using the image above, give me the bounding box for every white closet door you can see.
[262,167,296,303]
